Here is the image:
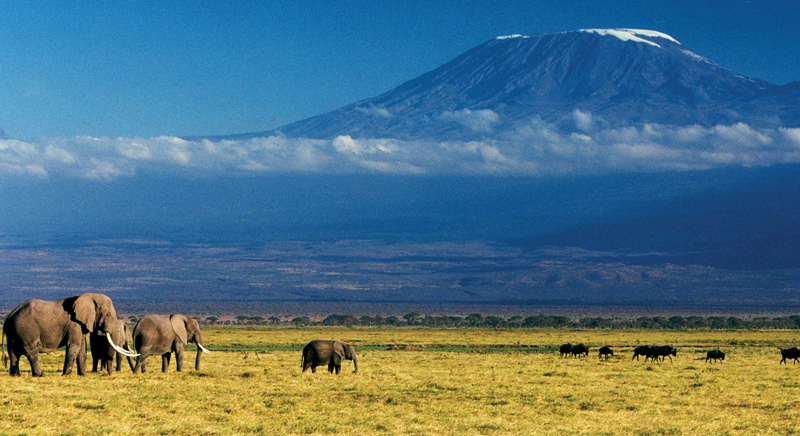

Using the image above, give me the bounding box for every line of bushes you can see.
[201,313,800,329]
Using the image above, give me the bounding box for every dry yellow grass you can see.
[1,328,800,435]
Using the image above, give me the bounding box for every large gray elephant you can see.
[301,340,358,374]
[90,319,134,375]
[1,293,138,377]
[131,314,210,373]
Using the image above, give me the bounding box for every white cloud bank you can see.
[439,109,501,132]
[3,120,800,180]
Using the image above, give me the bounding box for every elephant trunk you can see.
[194,332,210,370]
[351,353,358,373]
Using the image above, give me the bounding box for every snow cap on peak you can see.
[496,34,529,40]
[579,28,680,48]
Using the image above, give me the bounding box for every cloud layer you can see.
[2,119,800,180]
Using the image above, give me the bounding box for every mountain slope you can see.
[229,29,798,141]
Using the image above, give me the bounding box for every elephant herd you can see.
[1,293,211,376]
[0,292,357,377]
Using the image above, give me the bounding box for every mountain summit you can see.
[234,29,799,141]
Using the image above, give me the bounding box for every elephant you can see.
[1,293,138,377]
[131,314,210,373]
[302,340,358,374]
[90,319,134,375]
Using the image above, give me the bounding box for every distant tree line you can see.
[200,313,800,330]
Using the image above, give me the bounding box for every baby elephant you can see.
[302,340,358,374]
[706,349,725,363]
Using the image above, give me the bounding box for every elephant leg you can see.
[8,350,21,376]
[92,355,100,372]
[302,352,311,372]
[63,343,78,375]
[76,338,87,376]
[175,345,184,372]
[106,356,114,376]
[26,349,43,377]
[162,353,171,372]
[329,354,341,374]
[133,354,148,374]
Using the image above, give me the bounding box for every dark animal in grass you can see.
[1,293,137,377]
[598,346,614,359]
[559,343,572,358]
[780,347,800,365]
[302,340,358,374]
[570,343,589,358]
[706,350,725,363]
[632,345,652,361]
[649,345,677,362]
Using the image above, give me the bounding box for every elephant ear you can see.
[170,314,188,345]
[333,341,345,359]
[72,293,98,332]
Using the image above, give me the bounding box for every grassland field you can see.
[2,327,800,435]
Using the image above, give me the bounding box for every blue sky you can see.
[1,0,798,140]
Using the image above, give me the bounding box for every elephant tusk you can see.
[197,343,211,355]
[106,333,140,358]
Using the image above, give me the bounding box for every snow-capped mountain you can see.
[233,29,799,141]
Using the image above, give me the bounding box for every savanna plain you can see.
[2,328,800,435]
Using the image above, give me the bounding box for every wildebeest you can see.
[570,343,589,358]
[632,345,676,362]
[598,346,613,359]
[706,349,725,363]
[649,345,677,362]
[780,347,800,364]
[632,345,652,361]
[559,343,572,358]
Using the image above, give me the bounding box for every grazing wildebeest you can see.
[632,345,652,361]
[780,347,800,365]
[649,345,677,362]
[559,343,572,358]
[570,343,589,358]
[598,346,613,359]
[706,349,725,363]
